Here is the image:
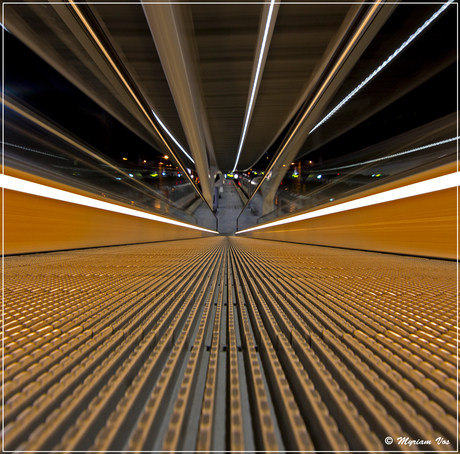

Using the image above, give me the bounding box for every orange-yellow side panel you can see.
[241,188,457,260]
[2,189,214,254]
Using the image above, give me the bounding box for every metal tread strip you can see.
[231,244,342,452]
[229,253,280,452]
[195,251,228,451]
[7,244,221,451]
[89,247,223,451]
[234,244,389,451]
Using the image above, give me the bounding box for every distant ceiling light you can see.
[1,175,217,233]
[237,172,459,235]
[291,162,295,165]
[232,0,276,172]
[310,0,454,133]
[143,160,147,163]
[123,157,128,161]
[164,155,169,159]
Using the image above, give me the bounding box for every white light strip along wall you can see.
[0,175,218,234]
[310,0,454,134]
[320,136,459,172]
[237,171,459,234]
[232,0,276,172]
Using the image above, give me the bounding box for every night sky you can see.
[305,63,457,166]
[4,31,162,164]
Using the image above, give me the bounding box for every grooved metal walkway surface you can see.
[3,237,457,451]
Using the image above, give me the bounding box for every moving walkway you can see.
[3,236,456,451]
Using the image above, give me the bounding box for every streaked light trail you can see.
[1,141,68,160]
[151,110,195,164]
[319,136,459,172]
[310,0,454,133]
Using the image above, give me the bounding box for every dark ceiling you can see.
[2,1,457,177]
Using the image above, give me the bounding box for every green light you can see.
[150,173,158,177]
[227,173,234,178]
[376,174,381,177]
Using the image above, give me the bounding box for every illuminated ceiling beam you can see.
[142,1,215,207]
[242,2,365,171]
[241,1,398,216]
[232,0,279,173]
[4,2,208,208]
[257,0,455,215]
